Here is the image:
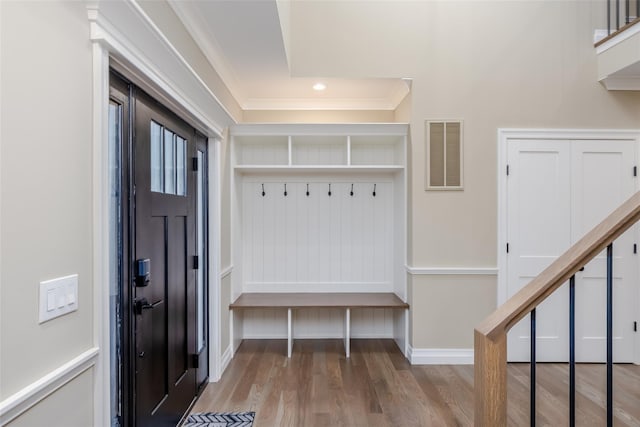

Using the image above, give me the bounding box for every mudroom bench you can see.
[229,292,409,358]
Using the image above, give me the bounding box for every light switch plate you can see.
[39,274,78,323]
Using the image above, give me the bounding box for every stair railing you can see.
[596,0,640,48]
[474,191,640,426]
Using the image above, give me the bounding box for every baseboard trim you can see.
[218,344,233,381]
[0,347,99,424]
[408,346,474,365]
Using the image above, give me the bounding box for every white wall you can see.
[243,109,395,123]
[1,1,94,424]
[278,0,640,350]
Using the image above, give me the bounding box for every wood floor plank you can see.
[190,339,640,426]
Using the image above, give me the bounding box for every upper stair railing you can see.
[596,0,640,47]
[474,191,640,426]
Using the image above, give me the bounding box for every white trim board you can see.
[220,265,233,280]
[91,41,110,427]
[408,347,473,365]
[215,345,233,383]
[497,129,640,140]
[601,77,640,91]
[209,138,223,387]
[406,266,497,275]
[0,347,99,425]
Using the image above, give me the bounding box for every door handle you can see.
[134,297,154,315]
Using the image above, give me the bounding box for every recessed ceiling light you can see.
[313,82,327,91]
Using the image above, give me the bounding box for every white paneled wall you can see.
[242,180,394,293]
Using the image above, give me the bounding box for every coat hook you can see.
[261,184,265,197]
[284,183,288,197]
[350,183,354,197]
[373,183,376,197]
[306,183,310,197]
[328,183,332,197]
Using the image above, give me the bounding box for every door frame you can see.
[497,128,640,365]
[90,3,231,425]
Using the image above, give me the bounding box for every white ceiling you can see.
[169,0,409,111]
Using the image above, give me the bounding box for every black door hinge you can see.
[193,255,199,269]
[191,354,199,369]
[634,321,637,332]
[192,157,198,172]
[506,165,510,176]
[634,243,637,254]
[506,243,510,253]
[634,166,637,177]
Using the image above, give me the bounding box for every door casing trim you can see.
[89,2,231,425]
[497,129,640,365]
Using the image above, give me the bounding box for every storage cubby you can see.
[350,135,404,166]
[291,135,347,166]
[230,123,409,355]
[235,135,289,165]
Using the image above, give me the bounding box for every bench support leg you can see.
[344,308,351,358]
[287,308,293,358]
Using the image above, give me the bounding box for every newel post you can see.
[474,329,507,426]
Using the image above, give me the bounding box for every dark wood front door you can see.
[133,90,197,427]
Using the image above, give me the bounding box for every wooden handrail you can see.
[474,190,640,426]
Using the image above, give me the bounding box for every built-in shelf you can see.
[233,124,407,170]
[230,123,409,354]
[234,165,405,174]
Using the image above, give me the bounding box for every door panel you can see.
[506,138,637,362]
[134,90,196,427]
[572,141,636,362]
[506,140,571,361]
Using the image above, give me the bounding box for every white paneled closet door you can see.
[506,140,572,362]
[507,139,637,362]
[572,141,637,362]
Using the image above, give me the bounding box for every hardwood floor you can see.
[190,339,640,426]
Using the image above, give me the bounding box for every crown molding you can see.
[167,0,247,106]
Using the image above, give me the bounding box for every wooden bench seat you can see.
[229,292,409,357]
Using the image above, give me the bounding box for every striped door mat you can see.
[182,412,255,427]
